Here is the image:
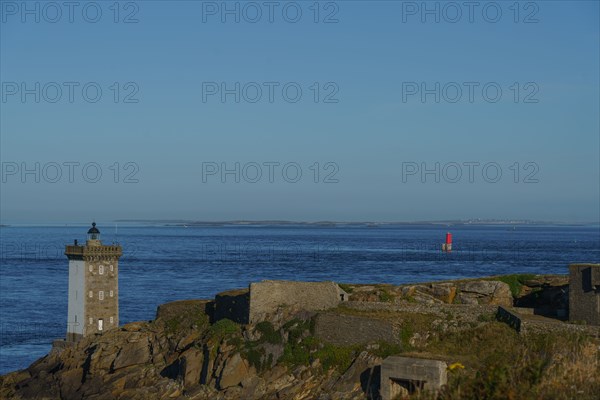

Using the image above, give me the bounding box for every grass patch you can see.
[399,325,414,350]
[280,334,359,373]
[403,294,417,303]
[428,322,519,362]
[452,288,462,304]
[370,341,403,358]
[477,312,497,323]
[492,274,537,297]
[164,312,209,335]
[255,321,282,345]
[415,321,600,400]
[280,335,320,367]
[164,318,181,335]
[226,336,243,349]
[241,319,310,372]
[283,318,312,343]
[338,283,354,293]
[378,288,394,303]
[315,342,359,372]
[207,318,239,342]
[241,344,273,372]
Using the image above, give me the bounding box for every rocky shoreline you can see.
[1,274,599,400]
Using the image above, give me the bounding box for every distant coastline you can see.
[113,219,600,228]
[1,220,598,228]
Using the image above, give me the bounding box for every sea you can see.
[1,224,599,374]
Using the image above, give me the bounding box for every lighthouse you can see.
[64,223,122,342]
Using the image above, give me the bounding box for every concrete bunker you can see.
[389,377,425,398]
[214,280,348,324]
[380,356,447,400]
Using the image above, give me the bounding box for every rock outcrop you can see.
[0,299,377,400]
[347,279,513,307]
[1,275,592,400]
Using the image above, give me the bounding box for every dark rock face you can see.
[1,300,213,400]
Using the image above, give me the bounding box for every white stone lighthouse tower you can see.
[64,223,122,342]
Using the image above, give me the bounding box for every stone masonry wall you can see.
[314,312,397,346]
[569,263,600,325]
[85,258,119,335]
[249,281,347,323]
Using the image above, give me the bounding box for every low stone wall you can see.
[249,281,347,323]
[496,306,600,336]
[496,306,522,332]
[345,300,497,319]
[314,312,397,346]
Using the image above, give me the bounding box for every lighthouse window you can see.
[99,291,104,300]
[89,265,93,272]
[110,316,114,324]
[89,291,93,298]
[99,265,104,275]
[110,265,114,272]
[109,290,114,297]
[89,317,93,325]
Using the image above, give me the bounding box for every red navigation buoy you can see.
[442,232,452,252]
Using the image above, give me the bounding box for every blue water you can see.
[1,224,599,374]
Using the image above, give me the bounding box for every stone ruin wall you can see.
[569,263,600,325]
[249,280,347,323]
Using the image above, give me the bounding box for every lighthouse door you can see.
[98,319,103,332]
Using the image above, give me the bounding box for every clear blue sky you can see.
[1,1,599,224]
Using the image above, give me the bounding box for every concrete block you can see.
[380,356,447,400]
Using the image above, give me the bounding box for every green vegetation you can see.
[280,334,359,373]
[314,342,358,372]
[226,335,243,349]
[207,318,239,342]
[163,311,209,335]
[243,346,268,372]
[370,341,403,358]
[490,274,537,297]
[378,288,394,303]
[338,283,354,294]
[283,318,312,343]
[399,325,414,350]
[403,294,417,303]
[165,275,597,400]
[255,321,282,345]
[241,321,288,372]
[279,316,359,372]
[416,323,600,400]
[476,312,497,323]
[280,335,317,367]
[452,289,462,304]
[164,318,181,335]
